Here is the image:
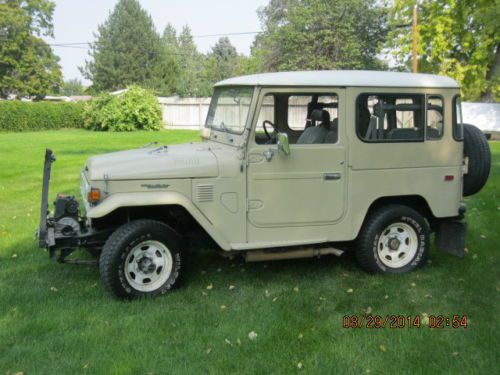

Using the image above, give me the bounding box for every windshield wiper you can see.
[216,121,235,143]
[141,141,158,148]
[218,121,228,134]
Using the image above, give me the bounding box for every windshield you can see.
[205,87,253,134]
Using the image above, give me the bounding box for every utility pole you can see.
[412,3,418,73]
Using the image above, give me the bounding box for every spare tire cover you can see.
[463,123,491,196]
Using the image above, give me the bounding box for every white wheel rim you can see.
[377,222,418,268]
[124,240,173,292]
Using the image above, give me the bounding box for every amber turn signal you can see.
[87,188,101,203]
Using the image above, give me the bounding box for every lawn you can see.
[0,129,498,375]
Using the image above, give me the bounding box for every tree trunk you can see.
[480,43,499,103]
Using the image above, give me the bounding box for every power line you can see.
[192,31,261,38]
[48,31,262,48]
[50,46,208,57]
[51,45,88,49]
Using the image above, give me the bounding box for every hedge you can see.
[83,86,162,131]
[0,101,84,132]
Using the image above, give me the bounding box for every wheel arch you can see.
[356,195,437,237]
[86,192,230,250]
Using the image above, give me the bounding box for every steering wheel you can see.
[262,120,277,143]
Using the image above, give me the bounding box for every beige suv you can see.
[38,71,491,300]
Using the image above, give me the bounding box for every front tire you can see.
[99,219,181,300]
[355,205,429,274]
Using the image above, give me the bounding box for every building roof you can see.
[214,70,459,89]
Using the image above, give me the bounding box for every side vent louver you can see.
[196,184,214,203]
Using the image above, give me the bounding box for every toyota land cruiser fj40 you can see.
[37,71,491,299]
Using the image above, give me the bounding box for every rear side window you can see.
[426,96,444,140]
[453,95,464,141]
[356,94,424,142]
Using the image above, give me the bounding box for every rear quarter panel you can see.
[344,87,463,238]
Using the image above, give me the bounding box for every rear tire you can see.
[99,219,181,300]
[355,205,429,274]
[463,123,491,196]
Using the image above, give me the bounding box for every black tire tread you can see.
[355,205,429,274]
[463,123,491,196]
[99,219,181,299]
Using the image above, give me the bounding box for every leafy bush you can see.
[0,101,84,132]
[83,86,162,131]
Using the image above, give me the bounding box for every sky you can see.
[45,0,269,83]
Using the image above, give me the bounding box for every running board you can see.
[245,247,344,262]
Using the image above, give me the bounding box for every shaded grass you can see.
[0,130,498,374]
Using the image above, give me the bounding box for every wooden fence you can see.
[158,97,211,130]
[158,96,499,133]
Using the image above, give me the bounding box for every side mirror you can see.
[277,132,290,156]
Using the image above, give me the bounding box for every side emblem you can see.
[141,183,170,189]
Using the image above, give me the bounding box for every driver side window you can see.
[254,93,339,145]
[255,95,275,145]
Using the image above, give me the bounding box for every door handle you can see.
[324,172,341,180]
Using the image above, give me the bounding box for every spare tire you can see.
[463,123,491,196]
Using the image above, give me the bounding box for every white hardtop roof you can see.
[215,70,459,89]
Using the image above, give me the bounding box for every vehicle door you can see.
[246,88,347,241]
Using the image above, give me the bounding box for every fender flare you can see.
[352,194,437,239]
[86,192,231,250]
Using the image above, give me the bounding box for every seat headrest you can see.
[357,104,371,136]
[358,105,371,123]
[311,109,330,125]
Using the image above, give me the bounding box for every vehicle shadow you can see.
[181,246,361,283]
[1,237,361,302]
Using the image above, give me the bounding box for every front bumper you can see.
[36,149,111,261]
[37,149,56,249]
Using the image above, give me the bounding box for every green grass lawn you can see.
[0,129,498,375]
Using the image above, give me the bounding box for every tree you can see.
[61,78,85,96]
[162,26,258,97]
[387,0,499,102]
[206,37,239,82]
[252,0,388,72]
[0,0,62,99]
[175,25,208,96]
[81,0,178,95]
[202,37,253,93]
[162,23,179,53]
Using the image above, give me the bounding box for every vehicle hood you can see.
[85,143,219,181]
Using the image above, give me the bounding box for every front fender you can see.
[86,192,231,250]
